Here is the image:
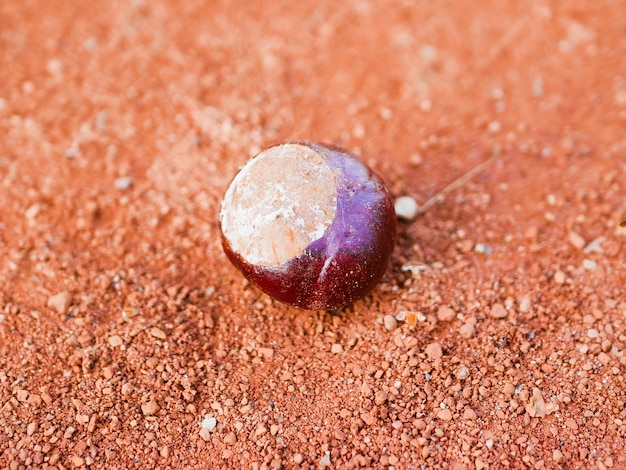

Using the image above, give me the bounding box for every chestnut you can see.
[219,142,397,310]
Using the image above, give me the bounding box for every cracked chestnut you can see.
[219,142,397,310]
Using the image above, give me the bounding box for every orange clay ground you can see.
[1,1,625,468]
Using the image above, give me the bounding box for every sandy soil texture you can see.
[1,1,626,468]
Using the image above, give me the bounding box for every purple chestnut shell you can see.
[219,142,397,310]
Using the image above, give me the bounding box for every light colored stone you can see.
[383,315,398,331]
[201,414,217,431]
[425,342,443,361]
[47,291,72,315]
[459,323,475,338]
[526,388,558,418]
[25,203,41,219]
[141,400,160,416]
[319,451,331,467]
[199,427,212,441]
[554,270,566,284]
[394,196,419,221]
[463,408,477,420]
[150,327,167,340]
[568,231,585,249]
[27,422,39,436]
[490,303,508,319]
[582,259,596,270]
[437,306,455,322]
[519,295,531,313]
[114,176,133,190]
[257,347,274,358]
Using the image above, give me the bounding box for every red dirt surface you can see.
[1,1,625,468]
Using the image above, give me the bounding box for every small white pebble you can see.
[25,204,41,219]
[419,98,432,112]
[85,37,98,51]
[27,421,38,436]
[141,401,160,416]
[379,107,392,120]
[486,439,494,449]
[199,427,211,442]
[583,237,605,254]
[22,81,34,94]
[553,449,563,462]
[425,342,443,361]
[420,44,438,64]
[487,121,501,134]
[587,329,599,339]
[394,196,419,221]
[582,259,596,270]
[114,176,134,190]
[47,58,62,77]
[47,291,73,315]
[383,315,398,331]
[490,303,508,319]
[437,306,456,322]
[568,231,586,250]
[554,270,566,284]
[319,451,331,467]
[0,314,4,324]
[409,153,423,166]
[519,296,531,313]
[331,343,344,354]
[201,414,217,431]
[474,243,492,254]
[456,366,469,379]
[459,323,475,338]
[352,123,365,139]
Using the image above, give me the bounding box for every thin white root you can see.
[416,149,501,215]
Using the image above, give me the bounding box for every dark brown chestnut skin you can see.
[219,142,397,310]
